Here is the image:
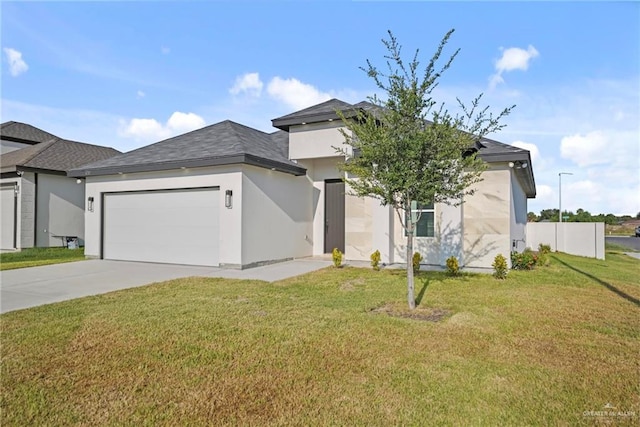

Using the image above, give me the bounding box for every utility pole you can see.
[559,172,573,223]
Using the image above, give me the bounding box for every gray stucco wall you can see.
[510,171,528,252]
[36,174,85,247]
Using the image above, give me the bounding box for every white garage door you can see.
[103,188,220,266]
[1,185,16,250]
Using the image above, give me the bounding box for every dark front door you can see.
[324,180,345,253]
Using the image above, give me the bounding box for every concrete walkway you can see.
[0,258,332,314]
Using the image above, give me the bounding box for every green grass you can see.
[606,241,639,253]
[1,252,638,426]
[0,247,85,270]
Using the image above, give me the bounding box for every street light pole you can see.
[559,172,573,223]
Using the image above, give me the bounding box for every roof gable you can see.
[0,121,59,145]
[1,138,121,174]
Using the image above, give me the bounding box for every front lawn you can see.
[1,252,638,425]
[0,247,85,271]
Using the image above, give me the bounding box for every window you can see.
[406,201,435,237]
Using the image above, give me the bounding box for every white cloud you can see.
[496,45,539,73]
[166,111,206,133]
[560,131,609,167]
[560,129,638,170]
[3,47,29,77]
[267,76,332,110]
[121,112,206,142]
[229,72,263,97]
[137,90,145,98]
[489,45,539,89]
[122,118,166,140]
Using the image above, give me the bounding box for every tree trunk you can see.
[406,221,416,310]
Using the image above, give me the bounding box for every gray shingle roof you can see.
[69,120,306,177]
[0,121,59,145]
[1,138,121,174]
[272,99,357,131]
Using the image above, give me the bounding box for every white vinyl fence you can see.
[526,222,605,260]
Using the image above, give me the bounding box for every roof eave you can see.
[272,109,360,131]
[68,155,307,178]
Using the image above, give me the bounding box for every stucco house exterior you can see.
[69,99,536,269]
[1,122,120,250]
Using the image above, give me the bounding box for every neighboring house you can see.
[69,99,536,269]
[1,122,120,250]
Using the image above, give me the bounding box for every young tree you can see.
[336,30,514,309]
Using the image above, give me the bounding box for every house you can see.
[1,122,120,250]
[69,99,536,269]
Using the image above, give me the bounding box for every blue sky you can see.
[2,1,639,216]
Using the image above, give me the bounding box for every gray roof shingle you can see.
[1,138,121,174]
[69,120,306,177]
[0,121,59,145]
[272,99,357,131]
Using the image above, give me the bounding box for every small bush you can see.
[332,248,343,268]
[370,250,381,271]
[412,252,423,274]
[492,254,508,279]
[445,256,459,276]
[537,244,551,267]
[538,243,551,254]
[511,248,538,270]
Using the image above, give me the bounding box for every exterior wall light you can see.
[225,190,233,208]
[508,161,528,169]
[88,196,94,212]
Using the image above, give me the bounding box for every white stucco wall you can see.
[391,202,463,266]
[84,166,243,266]
[36,174,85,247]
[0,139,30,154]
[462,166,512,268]
[438,203,463,265]
[298,157,344,256]
[289,121,350,160]
[510,171,528,253]
[372,200,394,264]
[241,166,313,266]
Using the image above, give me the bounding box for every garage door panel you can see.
[103,188,219,266]
[1,186,16,249]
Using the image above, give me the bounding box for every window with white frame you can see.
[406,201,435,237]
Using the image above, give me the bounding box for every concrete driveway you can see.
[0,258,331,314]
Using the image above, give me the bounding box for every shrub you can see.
[445,256,459,276]
[370,250,381,271]
[538,243,551,254]
[412,252,423,274]
[332,248,343,268]
[537,244,551,267]
[492,254,508,279]
[511,248,538,270]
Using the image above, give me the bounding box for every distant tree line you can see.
[527,209,640,224]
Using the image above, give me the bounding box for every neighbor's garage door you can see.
[103,188,219,266]
[1,184,17,249]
